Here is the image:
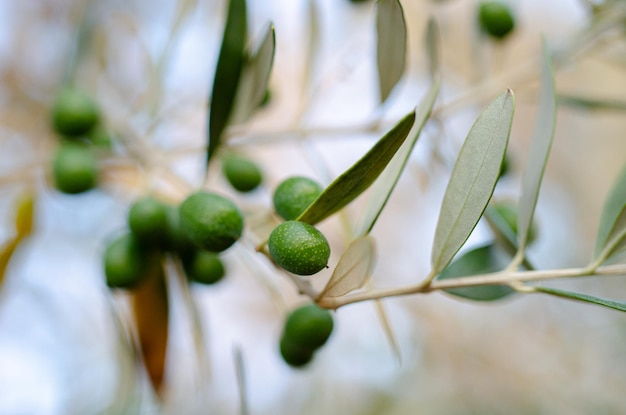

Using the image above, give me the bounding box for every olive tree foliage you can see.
[3,0,626,412]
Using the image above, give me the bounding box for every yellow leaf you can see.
[0,193,35,287]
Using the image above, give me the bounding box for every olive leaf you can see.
[207,0,247,167]
[516,39,556,256]
[373,299,402,364]
[171,256,211,391]
[356,20,440,236]
[534,286,626,313]
[594,164,626,263]
[436,244,515,302]
[320,236,376,298]
[230,23,276,125]
[302,0,320,100]
[296,111,416,225]
[558,94,626,112]
[133,256,169,397]
[234,346,249,415]
[431,90,515,275]
[483,205,518,252]
[0,194,35,288]
[376,0,407,104]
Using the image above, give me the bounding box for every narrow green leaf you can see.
[376,0,407,104]
[558,94,626,112]
[230,23,276,125]
[594,164,626,261]
[207,0,247,167]
[297,111,416,225]
[425,18,440,80]
[320,236,376,298]
[534,286,626,313]
[436,244,515,302]
[431,90,515,274]
[357,21,440,236]
[516,40,557,254]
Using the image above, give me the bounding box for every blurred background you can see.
[2,0,626,414]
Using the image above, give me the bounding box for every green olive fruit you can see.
[279,335,314,368]
[284,303,334,349]
[478,1,515,40]
[183,250,225,285]
[492,201,537,244]
[268,221,330,275]
[128,196,169,246]
[179,191,244,252]
[273,176,323,221]
[163,204,194,255]
[52,142,98,194]
[222,156,263,192]
[51,88,100,137]
[104,233,148,289]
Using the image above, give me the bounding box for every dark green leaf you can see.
[357,20,440,235]
[376,0,407,104]
[594,164,626,262]
[534,286,626,313]
[207,0,247,167]
[437,244,515,302]
[230,23,276,124]
[431,90,515,274]
[296,111,416,225]
[516,40,556,254]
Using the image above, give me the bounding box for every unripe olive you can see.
[52,142,98,194]
[284,303,334,349]
[478,1,515,40]
[51,88,99,137]
[279,335,314,368]
[179,191,244,252]
[268,221,330,275]
[128,196,169,246]
[104,233,148,289]
[163,204,194,255]
[183,250,226,285]
[222,156,263,192]
[273,176,323,221]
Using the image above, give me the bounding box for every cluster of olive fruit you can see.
[279,303,334,367]
[104,192,236,289]
[50,87,111,194]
